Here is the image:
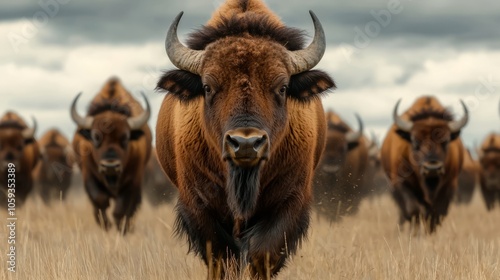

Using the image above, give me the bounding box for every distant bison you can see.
[362,134,389,199]
[477,133,500,210]
[313,110,367,220]
[143,147,177,206]
[71,78,152,233]
[381,96,468,233]
[0,111,39,207]
[156,0,335,278]
[34,128,74,204]
[455,147,479,204]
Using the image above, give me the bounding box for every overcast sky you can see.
[1,0,499,153]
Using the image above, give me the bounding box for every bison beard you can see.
[227,163,261,219]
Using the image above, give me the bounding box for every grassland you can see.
[1,186,499,280]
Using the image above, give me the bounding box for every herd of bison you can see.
[1,0,500,279]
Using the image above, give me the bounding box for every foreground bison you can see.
[477,133,500,210]
[34,128,74,204]
[71,78,152,233]
[313,111,367,220]
[156,0,335,278]
[381,96,468,233]
[0,111,39,207]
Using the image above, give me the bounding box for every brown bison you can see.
[455,147,479,204]
[143,147,177,206]
[155,0,335,278]
[0,111,39,207]
[71,78,152,233]
[381,96,468,233]
[477,133,500,210]
[33,128,74,204]
[313,110,367,220]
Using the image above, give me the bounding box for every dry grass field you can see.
[1,186,499,280]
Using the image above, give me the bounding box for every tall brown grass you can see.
[1,187,499,280]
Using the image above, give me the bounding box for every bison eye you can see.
[203,85,212,95]
[91,131,103,147]
[278,85,288,96]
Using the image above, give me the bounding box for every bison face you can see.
[71,93,150,189]
[479,151,500,189]
[0,119,36,172]
[158,11,335,219]
[393,99,468,191]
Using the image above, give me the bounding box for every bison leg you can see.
[113,186,141,234]
[84,176,111,230]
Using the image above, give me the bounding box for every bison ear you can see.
[130,130,145,141]
[288,70,335,102]
[450,131,461,141]
[395,129,412,143]
[347,141,360,151]
[78,129,92,141]
[156,70,203,101]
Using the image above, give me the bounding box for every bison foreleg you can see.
[84,176,111,230]
[113,186,141,235]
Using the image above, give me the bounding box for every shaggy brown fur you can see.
[33,128,74,204]
[313,111,368,221]
[156,0,335,278]
[0,111,39,207]
[478,133,500,210]
[72,77,152,234]
[380,96,465,233]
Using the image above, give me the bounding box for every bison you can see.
[454,147,479,204]
[380,96,468,233]
[477,133,500,210]
[362,133,389,199]
[0,111,39,207]
[313,110,367,221]
[155,0,335,278]
[143,147,177,206]
[33,128,74,204]
[71,78,152,233]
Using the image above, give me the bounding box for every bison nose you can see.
[223,128,269,167]
[98,159,122,174]
[422,160,445,176]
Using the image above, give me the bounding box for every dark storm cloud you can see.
[3,0,500,48]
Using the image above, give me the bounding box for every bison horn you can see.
[165,12,205,75]
[21,117,37,139]
[448,100,469,133]
[70,93,94,129]
[127,92,151,130]
[289,11,326,75]
[393,99,413,132]
[345,113,364,144]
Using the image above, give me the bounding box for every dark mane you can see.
[0,121,24,130]
[187,14,306,51]
[87,101,132,117]
[409,108,454,122]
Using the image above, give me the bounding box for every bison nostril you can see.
[226,135,240,151]
[253,135,267,151]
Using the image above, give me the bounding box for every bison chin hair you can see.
[226,164,261,220]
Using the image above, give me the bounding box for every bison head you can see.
[393,99,468,191]
[71,92,150,189]
[0,117,36,172]
[157,11,335,219]
[478,136,500,189]
[321,113,363,173]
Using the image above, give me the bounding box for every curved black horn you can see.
[393,99,413,132]
[448,100,469,133]
[165,12,205,75]
[70,93,93,129]
[288,11,326,75]
[127,92,151,130]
